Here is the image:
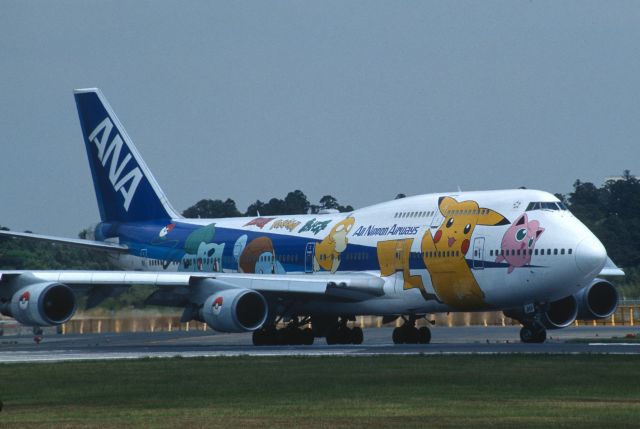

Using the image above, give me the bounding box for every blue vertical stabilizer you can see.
[74,88,180,223]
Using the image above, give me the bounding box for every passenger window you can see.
[561,249,565,255]
[554,249,558,255]
[568,249,573,255]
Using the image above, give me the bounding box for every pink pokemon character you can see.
[496,213,544,273]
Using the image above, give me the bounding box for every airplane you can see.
[0,88,624,345]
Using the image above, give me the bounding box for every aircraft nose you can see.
[575,236,607,276]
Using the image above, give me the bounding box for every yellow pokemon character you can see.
[314,217,355,273]
[420,196,509,309]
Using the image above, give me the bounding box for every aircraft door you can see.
[140,249,147,267]
[472,238,485,270]
[304,242,315,274]
[395,241,405,271]
[430,205,445,230]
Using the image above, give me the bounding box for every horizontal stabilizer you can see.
[0,230,128,253]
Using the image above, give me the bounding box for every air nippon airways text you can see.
[88,118,143,211]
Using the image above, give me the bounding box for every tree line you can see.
[182,191,354,218]
[1,177,640,300]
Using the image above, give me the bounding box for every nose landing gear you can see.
[519,321,547,344]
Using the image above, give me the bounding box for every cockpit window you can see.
[526,201,567,211]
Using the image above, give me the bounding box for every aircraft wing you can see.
[599,257,625,277]
[0,270,385,306]
[0,230,128,253]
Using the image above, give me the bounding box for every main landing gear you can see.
[392,316,431,344]
[252,317,314,346]
[325,318,363,345]
[519,321,547,344]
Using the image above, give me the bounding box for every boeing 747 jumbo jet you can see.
[0,89,624,345]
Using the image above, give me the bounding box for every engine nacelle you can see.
[504,295,578,330]
[6,282,77,326]
[575,279,618,320]
[542,295,578,329]
[201,288,267,333]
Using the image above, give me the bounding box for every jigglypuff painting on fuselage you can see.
[496,213,545,274]
[420,196,509,309]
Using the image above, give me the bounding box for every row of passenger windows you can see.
[444,208,491,216]
[490,248,573,257]
[394,208,495,219]
[149,259,178,266]
[149,247,573,268]
[319,253,371,261]
[149,252,375,268]
[417,250,461,259]
[394,210,434,219]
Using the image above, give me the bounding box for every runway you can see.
[1,326,640,362]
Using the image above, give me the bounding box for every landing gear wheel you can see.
[302,327,314,345]
[351,327,363,345]
[253,328,277,346]
[393,325,425,344]
[519,324,546,343]
[326,321,364,345]
[418,327,431,344]
[533,328,547,343]
[392,327,402,344]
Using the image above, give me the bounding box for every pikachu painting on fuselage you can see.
[420,196,509,309]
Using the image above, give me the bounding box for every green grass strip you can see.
[0,355,639,428]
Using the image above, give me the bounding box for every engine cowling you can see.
[201,288,268,333]
[503,295,578,330]
[575,279,618,320]
[542,295,578,329]
[7,282,77,326]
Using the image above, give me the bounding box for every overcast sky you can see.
[1,1,639,236]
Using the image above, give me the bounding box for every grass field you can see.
[1,355,639,428]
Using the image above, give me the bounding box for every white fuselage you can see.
[110,189,606,316]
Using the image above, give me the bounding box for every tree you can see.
[245,200,266,217]
[182,198,241,218]
[319,195,339,210]
[566,171,640,269]
[283,190,310,215]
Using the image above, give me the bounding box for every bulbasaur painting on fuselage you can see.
[96,190,565,311]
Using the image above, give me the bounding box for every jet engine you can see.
[201,288,268,333]
[575,278,618,320]
[3,282,77,327]
[542,295,578,329]
[503,295,578,330]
